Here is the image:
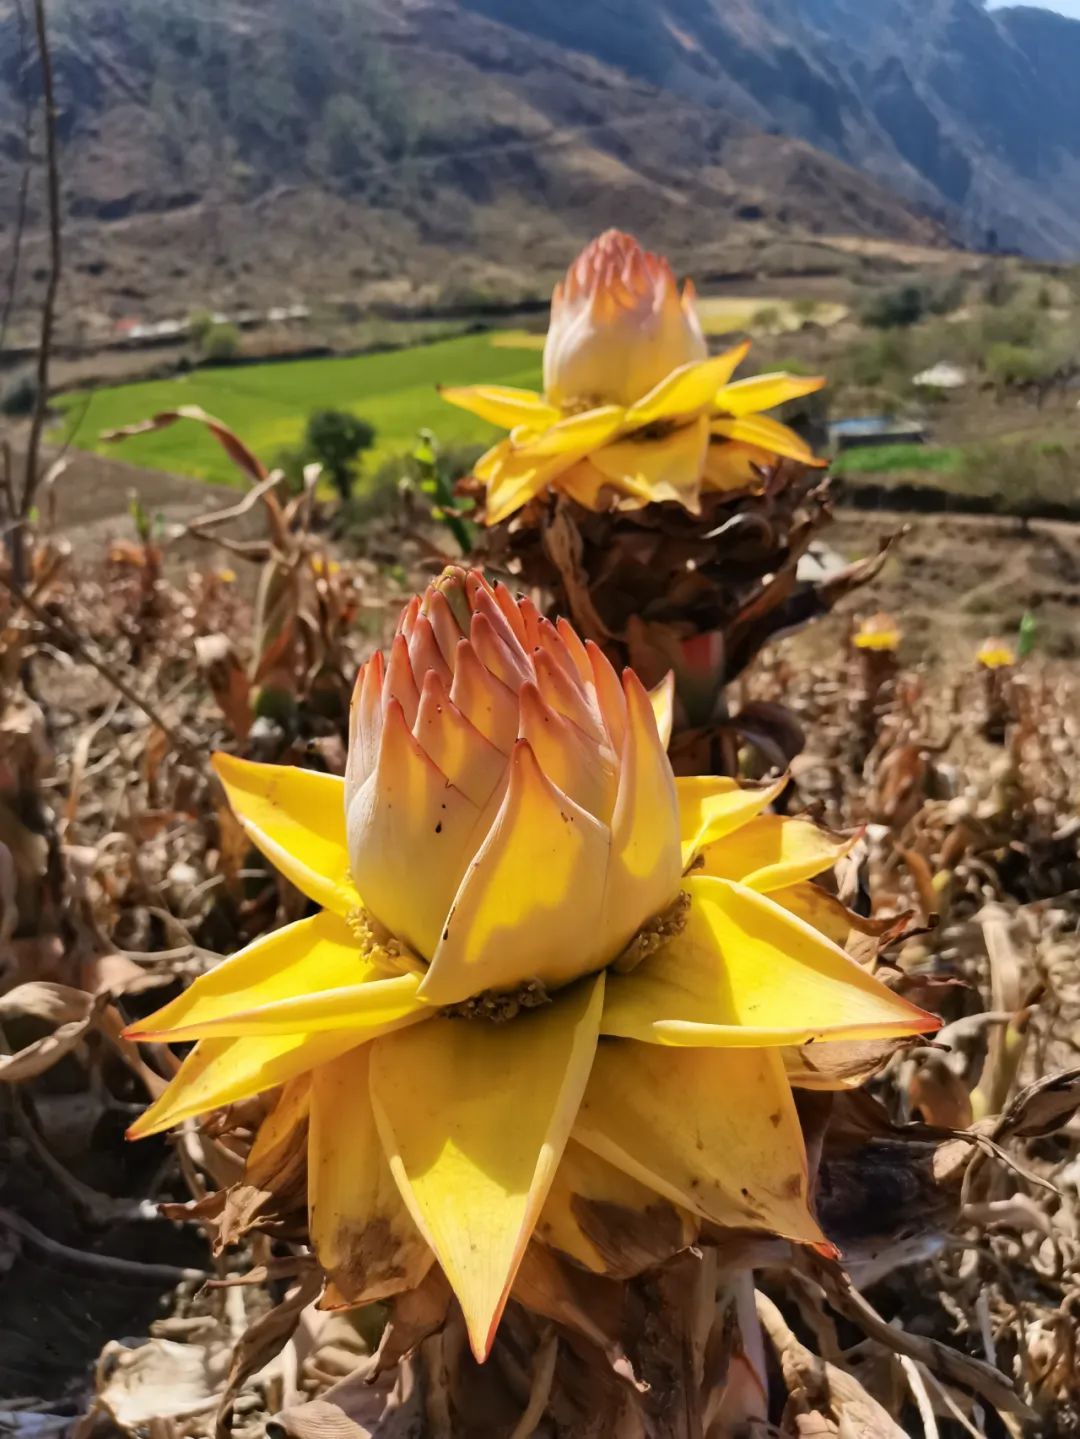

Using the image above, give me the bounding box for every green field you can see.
[832,443,965,476]
[55,333,544,488]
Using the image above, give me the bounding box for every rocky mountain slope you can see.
[463,0,1080,258]
[0,0,944,332]
[7,0,1078,337]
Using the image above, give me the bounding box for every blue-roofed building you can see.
[828,416,928,452]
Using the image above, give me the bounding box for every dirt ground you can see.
[26,442,1080,669]
[798,508,1080,667]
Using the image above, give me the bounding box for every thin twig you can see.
[18,0,62,575]
[0,1205,208,1284]
[507,1328,558,1439]
[0,568,194,756]
[0,0,33,357]
[900,1354,941,1439]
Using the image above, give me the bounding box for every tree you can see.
[202,321,239,361]
[304,408,376,500]
[187,308,214,346]
[860,284,927,329]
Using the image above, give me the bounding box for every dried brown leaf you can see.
[215,1268,323,1439]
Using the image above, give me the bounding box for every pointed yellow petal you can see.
[125,911,423,1042]
[600,876,939,1048]
[309,1045,432,1304]
[347,698,482,963]
[556,457,649,512]
[155,973,427,1040]
[414,671,506,810]
[369,974,604,1361]
[575,1039,826,1245]
[518,405,626,459]
[600,671,683,953]
[714,373,825,418]
[419,741,611,1006]
[710,414,822,466]
[127,1029,363,1139]
[479,441,584,526]
[589,416,709,509]
[624,344,751,428]
[649,671,675,752]
[677,773,786,866]
[701,440,769,494]
[537,1138,697,1277]
[698,814,854,892]
[438,384,559,432]
[518,680,617,823]
[474,437,512,483]
[212,754,357,916]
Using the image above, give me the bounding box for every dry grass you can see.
[2,452,1079,1435]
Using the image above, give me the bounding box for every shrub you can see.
[188,308,215,346]
[0,371,38,417]
[860,284,927,329]
[305,409,376,500]
[835,331,912,391]
[979,301,1038,348]
[983,342,1045,388]
[751,306,783,333]
[201,322,240,362]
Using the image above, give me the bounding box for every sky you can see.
[987,0,1080,15]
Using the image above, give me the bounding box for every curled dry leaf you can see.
[94,1337,230,1428]
[102,406,268,487]
[0,983,101,1084]
[274,1359,425,1439]
[194,633,253,739]
[216,1268,325,1439]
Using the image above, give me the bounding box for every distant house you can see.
[912,361,968,390]
[828,416,928,451]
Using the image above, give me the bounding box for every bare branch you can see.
[18,0,63,576]
[0,0,34,356]
[0,568,196,759]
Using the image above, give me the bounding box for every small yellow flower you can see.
[215,567,237,585]
[126,568,936,1362]
[853,613,901,652]
[441,231,825,524]
[977,638,1015,670]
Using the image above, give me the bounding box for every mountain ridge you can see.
[0,0,947,334]
[4,0,1076,338]
[460,0,1080,258]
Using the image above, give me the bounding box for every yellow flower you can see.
[441,230,825,524]
[853,613,901,652]
[977,638,1015,669]
[543,230,707,408]
[126,567,937,1363]
[346,567,681,1003]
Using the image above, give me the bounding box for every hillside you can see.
[0,0,944,339]
[463,0,1080,259]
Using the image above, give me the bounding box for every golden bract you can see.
[345,567,681,1005]
[543,229,707,409]
[126,568,937,1364]
[441,230,826,523]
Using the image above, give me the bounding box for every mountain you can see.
[0,0,944,335]
[7,0,1079,340]
[461,0,1080,259]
